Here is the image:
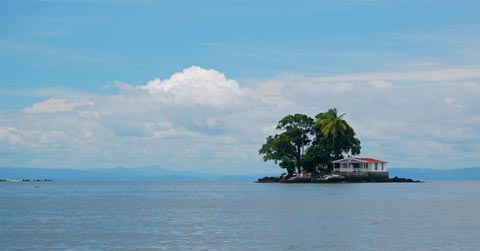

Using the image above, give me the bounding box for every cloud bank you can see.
[1,66,479,172]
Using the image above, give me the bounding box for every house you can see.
[332,157,388,173]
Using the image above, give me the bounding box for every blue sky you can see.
[1,0,479,173]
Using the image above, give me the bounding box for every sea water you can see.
[1,181,479,250]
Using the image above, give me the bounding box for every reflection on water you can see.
[1,181,479,250]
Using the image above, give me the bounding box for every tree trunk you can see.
[297,146,302,173]
[332,137,335,159]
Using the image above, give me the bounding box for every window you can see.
[381,163,384,170]
[375,163,378,170]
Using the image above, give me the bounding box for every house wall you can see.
[333,162,388,172]
[368,162,388,172]
[365,163,372,172]
[333,163,356,172]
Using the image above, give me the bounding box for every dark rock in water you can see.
[280,177,312,183]
[257,176,280,183]
[389,176,421,182]
[341,176,388,183]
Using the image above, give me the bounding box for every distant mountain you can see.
[389,167,480,180]
[0,166,276,181]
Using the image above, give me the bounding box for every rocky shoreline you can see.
[257,175,422,183]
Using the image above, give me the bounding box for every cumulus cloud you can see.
[136,66,246,108]
[1,66,479,171]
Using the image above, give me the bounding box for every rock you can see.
[280,177,312,183]
[389,176,421,182]
[257,176,280,183]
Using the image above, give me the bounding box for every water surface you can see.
[1,181,479,250]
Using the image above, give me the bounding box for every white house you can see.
[332,157,388,173]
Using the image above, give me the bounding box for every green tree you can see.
[315,108,348,156]
[313,108,361,167]
[259,114,314,174]
[259,109,361,174]
[302,142,331,174]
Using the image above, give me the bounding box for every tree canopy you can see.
[313,108,360,161]
[259,114,314,175]
[259,108,361,174]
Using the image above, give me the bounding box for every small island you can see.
[258,157,421,183]
[257,108,421,183]
[258,174,421,183]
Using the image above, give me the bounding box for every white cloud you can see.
[144,119,197,138]
[366,80,393,90]
[136,66,246,108]
[0,127,24,144]
[244,80,296,108]
[312,67,480,82]
[2,66,479,171]
[23,98,94,114]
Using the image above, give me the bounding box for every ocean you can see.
[1,181,479,250]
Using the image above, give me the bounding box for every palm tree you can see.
[315,108,348,159]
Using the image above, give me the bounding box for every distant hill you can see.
[0,166,275,181]
[1,166,479,181]
[389,167,480,180]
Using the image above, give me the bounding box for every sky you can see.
[1,0,479,174]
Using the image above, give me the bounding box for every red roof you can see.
[355,158,387,163]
